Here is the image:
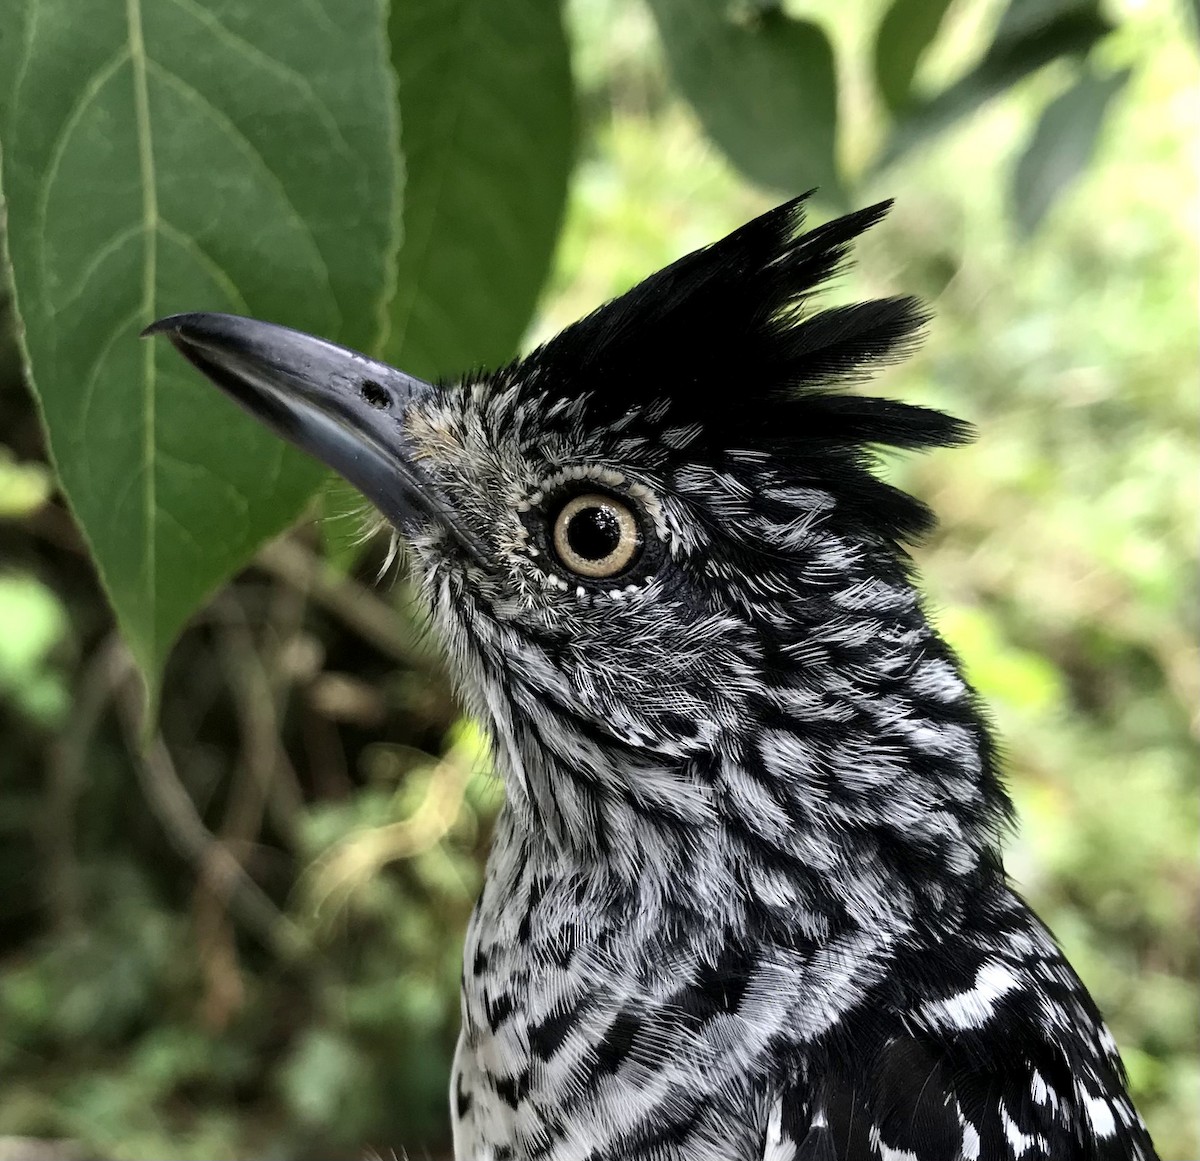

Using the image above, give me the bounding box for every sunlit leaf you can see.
[0,448,52,517]
[384,0,575,381]
[873,0,955,114]
[0,0,400,694]
[878,0,1112,169]
[647,0,842,203]
[1012,67,1131,237]
[936,604,1064,719]
[0,573,68,723]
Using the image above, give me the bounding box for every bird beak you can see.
[143,312,486,565]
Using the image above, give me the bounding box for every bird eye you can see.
[551,492,642,579]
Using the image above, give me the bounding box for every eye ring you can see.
[551,492,642,579]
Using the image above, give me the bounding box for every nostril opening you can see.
[360,379,390,409]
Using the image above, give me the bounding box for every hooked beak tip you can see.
[144,311,490,568]
[141,315,185,340]
[142,312,233,343]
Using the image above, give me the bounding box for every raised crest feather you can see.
[512,193,971,459]
[499,194,971,545]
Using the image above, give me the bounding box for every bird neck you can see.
[479,571,1011,941]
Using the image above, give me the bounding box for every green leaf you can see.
[646,0,843,204]
[1012,67,1131,238]
[0,0,400,695]
[936,604,1064,718]
[878,0,1113,169]
[319,475,374,574]
[873,0,955,114]
[0,572,69,724]
[384,0,575,381]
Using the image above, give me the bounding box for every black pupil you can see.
[566,505,622,561]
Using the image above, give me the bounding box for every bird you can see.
[147,195,1159,1161]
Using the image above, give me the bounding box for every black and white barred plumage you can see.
[152,197,1158,1161]
[409,199,1154,1161]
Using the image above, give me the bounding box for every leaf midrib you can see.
[127,0,158,660]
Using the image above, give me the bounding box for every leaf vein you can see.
[144,58,340,332]
[34,48,132,307]
[7,0,42,144]
[48,222,144,319]
[164,0,358,169]
[156,219,251,315]
[128,0,159,656]
[157,449,252,518]
[74,305,146,458]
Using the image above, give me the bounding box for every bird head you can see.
[149,196,1009,904]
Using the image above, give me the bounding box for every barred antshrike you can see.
[149,197,1158,1161]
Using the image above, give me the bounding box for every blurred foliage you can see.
[0,0,1197,1157]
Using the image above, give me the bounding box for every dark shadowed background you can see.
[0,0,1196,1157]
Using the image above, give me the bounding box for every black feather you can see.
[503,193,969,548]
[516,194,959,446]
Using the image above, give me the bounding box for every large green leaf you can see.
[0,0,400,693]
[384,0,575,380]
[1011,66,1130,238]
[647,0,842,204]
[877,0,1112,169]
[873,0,955,114]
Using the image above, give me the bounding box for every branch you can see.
[111,648,311,965]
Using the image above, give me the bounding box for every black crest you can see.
[512,194,973,545]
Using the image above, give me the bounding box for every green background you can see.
[0,0,1196,1157]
